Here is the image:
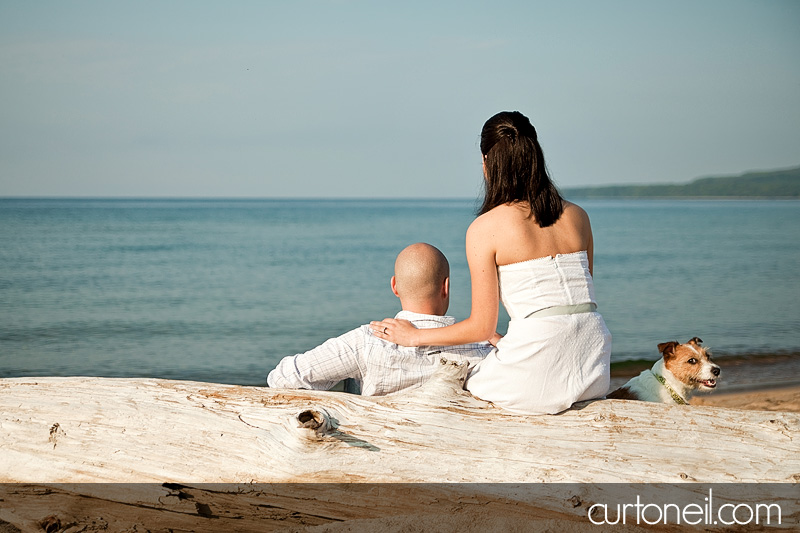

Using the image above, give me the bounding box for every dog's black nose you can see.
[712,366,720,376]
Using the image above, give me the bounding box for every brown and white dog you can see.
[607,337,720,404]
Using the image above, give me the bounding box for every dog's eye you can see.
[687,358,697,364]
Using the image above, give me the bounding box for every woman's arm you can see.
[580,206,594,276]
[564,201,594,276]
[371,217,500,347]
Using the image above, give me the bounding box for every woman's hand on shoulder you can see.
[370,318,420,346]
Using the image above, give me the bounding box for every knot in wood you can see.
[296,408,334,436]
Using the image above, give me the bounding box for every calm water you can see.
[1,198,798,386]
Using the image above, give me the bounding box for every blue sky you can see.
[1,1,798,197]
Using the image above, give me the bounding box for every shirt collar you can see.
[395,310,456,328]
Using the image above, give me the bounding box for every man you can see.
[267,243,492,395]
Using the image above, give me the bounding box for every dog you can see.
[607,337,720,404]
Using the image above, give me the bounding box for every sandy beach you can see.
[691,383,800,411]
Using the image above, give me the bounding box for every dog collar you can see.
[651,371,688,405]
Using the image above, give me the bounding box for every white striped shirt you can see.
[267,310,491,396]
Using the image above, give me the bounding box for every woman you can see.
[371,111,611,414]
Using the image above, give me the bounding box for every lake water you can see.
[1,198,798,386]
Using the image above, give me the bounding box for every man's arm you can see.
[266,327,364,390]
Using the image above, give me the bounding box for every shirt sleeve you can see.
[266,328,364,390]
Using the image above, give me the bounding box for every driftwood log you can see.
[1,361,798,531]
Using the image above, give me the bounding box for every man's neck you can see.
[400,303,447,317]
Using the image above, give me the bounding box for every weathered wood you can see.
[1,362,798,484]
[0,363,798,530]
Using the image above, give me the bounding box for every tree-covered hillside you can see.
[563,166,800,198]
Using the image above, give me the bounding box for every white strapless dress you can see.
[465,251,611,414]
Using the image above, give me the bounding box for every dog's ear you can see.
[657,341,679,358]
[688,337,703,345]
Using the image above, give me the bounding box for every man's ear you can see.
[390,276,400,298]
[442,277,450,299]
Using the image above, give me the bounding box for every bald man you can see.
[267,243,491,396]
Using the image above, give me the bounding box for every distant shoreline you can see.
[572,196,800,200]
[2,165,798,201]
[563,165,800,199]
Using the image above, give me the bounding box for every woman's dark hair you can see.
[479,111,564,227]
